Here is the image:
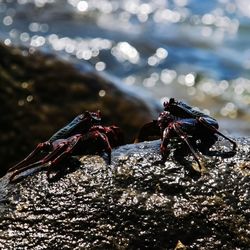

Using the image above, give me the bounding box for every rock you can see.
[0,43,160,175]
[0,137,249,249]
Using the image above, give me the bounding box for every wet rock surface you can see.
[0,137,249,249]
[0,42,159,175]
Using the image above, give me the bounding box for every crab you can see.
[137,98,237,171]
[8,111,124,182]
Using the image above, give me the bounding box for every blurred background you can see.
[1,0,250,137]
[1,0,250,134]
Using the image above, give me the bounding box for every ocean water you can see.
[1,0,249,135]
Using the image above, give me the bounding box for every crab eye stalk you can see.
[93,110,101,121]
[78,114,85,120]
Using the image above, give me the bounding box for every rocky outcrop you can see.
[0,43,160,175]
[0,137,249,249]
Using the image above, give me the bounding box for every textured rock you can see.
[0,42,160,175]
[0,137,249,249]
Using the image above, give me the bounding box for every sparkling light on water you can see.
[95,61,106,71]
[185,73,195,87]
[1,0,249,133]
[98,89,106,97]
[156,48,168,59]
[77,1,88,12]
[111,42,139,64]
[3,16,13,26]
[160,69,177,85]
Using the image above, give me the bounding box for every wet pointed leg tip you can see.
[8,172,23,183]
[108,156,111,165]
[191,159,208,174]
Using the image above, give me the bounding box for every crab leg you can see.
[86,131,112,164]
[8,142,51,172]
[172,124,204,171]
[98,132,112,164]
[44,132,112,178]
[198,117,237,154]
[9,143,68,182]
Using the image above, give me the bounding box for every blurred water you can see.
[0,0,249,135]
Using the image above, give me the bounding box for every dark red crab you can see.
[8,111,124,182]
[137,98,237,171]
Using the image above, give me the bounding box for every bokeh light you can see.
[0,0,249,135]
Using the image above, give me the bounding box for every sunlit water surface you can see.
[1,0,250,135]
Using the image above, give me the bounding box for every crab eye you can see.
[78,114,84,120]
[94,115,101,121]
[169,98,175,103]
